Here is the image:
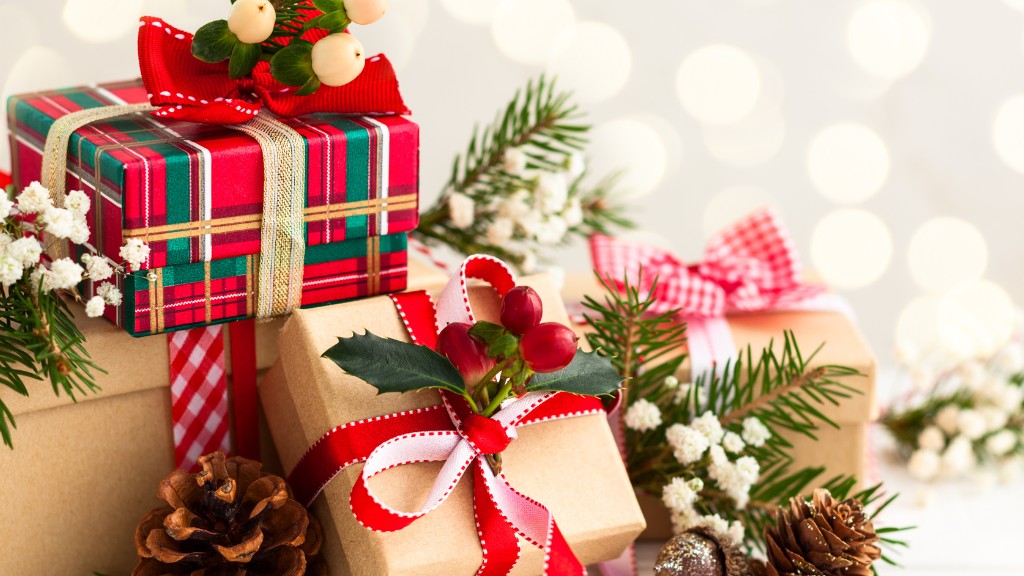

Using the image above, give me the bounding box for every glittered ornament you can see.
[654,527,751,576]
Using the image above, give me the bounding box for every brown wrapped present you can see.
[563,273,877,538]
[0,260,448,575]
[260,272,646,576]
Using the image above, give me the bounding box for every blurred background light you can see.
[895,294,945,365]
[847,0,931,81]
[442,0,500,25]
[992,94,1024,173]
[587,117,667,200]
[939,280,1016,359]
[703,186,777,239]
[676,45,761,126]
[547,21,631,104]
[907,217,988,292]
[492,0,574,65]
[807,123,890,204]
[703,108,786,167]
[63,0,144,44]
[811,209,893,290]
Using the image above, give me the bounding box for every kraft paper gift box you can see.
[8,80,419,336]
[562,273,877,538]
[260,273,647,576]
[0,260,448,576]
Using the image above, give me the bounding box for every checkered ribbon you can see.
[590,208,825,318]
[168,325,230,471]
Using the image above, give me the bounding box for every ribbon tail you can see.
[473,463,521,576]
[484,466,585,576]
[687,317,737,380]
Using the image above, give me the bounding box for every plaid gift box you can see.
[7,81,420,336]
[7,81,419,271]
[106,233,408,337]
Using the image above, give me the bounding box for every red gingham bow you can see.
[590,208,825,318]
[138,17,409,125]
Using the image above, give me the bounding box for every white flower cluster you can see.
[1,182,131,318]
[623,398,662,432]
[661,411,771,543]
[445,149,587,271]
[905,346,1024,483]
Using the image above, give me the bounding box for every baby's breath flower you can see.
[84,295,105,318]
[624,399,662,432]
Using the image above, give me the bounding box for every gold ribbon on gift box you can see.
[35,103,330,320]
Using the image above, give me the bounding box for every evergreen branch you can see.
[415,75,632,272]
[582,270,887,552]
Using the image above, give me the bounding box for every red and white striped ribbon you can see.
[287,255,604,576]
[167,325,230,471]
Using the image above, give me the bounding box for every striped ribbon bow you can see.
[287,256,605,576]
[590,208,825,319]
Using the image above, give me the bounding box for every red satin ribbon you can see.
[228,320,260,461]
[138,17,409,124]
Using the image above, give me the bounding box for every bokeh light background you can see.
[3,0,1024,367]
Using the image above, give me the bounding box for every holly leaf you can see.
[192,20,238,63]
[270,43,315,87]
[312,0,345,14]
[527,349,624,397]
[323,331,467,395]
[229,42,262,79]
[320,10,351,33]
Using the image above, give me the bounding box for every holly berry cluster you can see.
[436,286,580,416]
[192,0,387,96]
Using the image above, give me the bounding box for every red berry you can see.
[519,322,578,373]
[437,322,495,386]
[500,286,544,335]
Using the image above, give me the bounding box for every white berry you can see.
[311,33,366,87]
[343,0,388,25]
[228,0,277,45]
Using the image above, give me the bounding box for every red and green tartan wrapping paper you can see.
[7,80,419,271]
[98,232,408,337]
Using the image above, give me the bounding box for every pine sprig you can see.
[416,75,632,271]
[446,75,586,195]
[0,284,103,448]
[580,269,908,554]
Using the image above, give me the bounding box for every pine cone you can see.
[757,489,881,576]
[133,452,325,576]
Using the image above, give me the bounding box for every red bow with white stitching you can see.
[590,208,825,318]
[137,17,408,125]
[287,256,602,576]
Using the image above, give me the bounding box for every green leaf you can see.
[469,321,507,342]
[301,14,325,32]
[270,43,315,87]
[323,331,467,395]
[320,10,351,33]
[312,0,345,13]
[192,20,238,63]
[296,75,321,96]
[229,42,262,79]
[528,349,623,397]
[488,334,519,359]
